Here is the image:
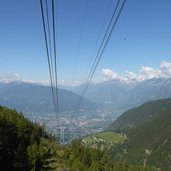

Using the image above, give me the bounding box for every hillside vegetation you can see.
[109,98,171,171]
[95,132,125,142]
[0,106,155,171]
[0,106,52,171]
[110,98,171,131]
[82,131,126,150]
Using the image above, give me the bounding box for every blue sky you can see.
[0,0,171,85]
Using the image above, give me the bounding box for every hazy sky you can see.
[0,0,171,85]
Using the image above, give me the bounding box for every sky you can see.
[0,0,171,85]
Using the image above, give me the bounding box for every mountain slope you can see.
[0,81,96,114]
[109,98,171,170]
[69,80,136,105]
[110,98,171,131]
[125,109,171,170]
[0,106,154,171]
[68,78,171,111]
[121,78,171,110]
[0,106,47,171]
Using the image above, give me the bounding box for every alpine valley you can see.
[0,77,171,142]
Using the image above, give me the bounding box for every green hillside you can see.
[110,98,171,131]
[0,106,155,171]
[109,98,171,171]
[82,131,126,150]
[0,106,52,171]
[95,131,125,142]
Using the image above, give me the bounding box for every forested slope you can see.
[0,106,155,171]
[110,98,171,171]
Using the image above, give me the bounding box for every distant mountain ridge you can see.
[67,77,171,111]
[0,77,171,117]
[0,81,96,114]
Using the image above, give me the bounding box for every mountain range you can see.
[0,81,95,114]
[67,77,171,111]
[0,77,171,116]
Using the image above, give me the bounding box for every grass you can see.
[84,136,94,143]
[96,131,125,143]
[83,131,125,145]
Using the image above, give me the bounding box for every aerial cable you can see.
[40,0,57,114]
[78,0,121,106]
[52,0,59,113]
[81,0,126,104]
[81,0,122,98]
[76,0,127,110]
[84,0,113,82]
[72,0,112,114]
[72,0,126,140]
[74,0,121,112]
[45,0,55,87]
[72,0,89,86]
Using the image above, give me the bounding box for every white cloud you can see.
[0,73,22,83]
[102,61,171,82]
[0,74,50,86]
[23,79,50,85]
[160,61,171,77]
[125,71,137,80]
[101,68,122,81]
[139,66,161,80]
